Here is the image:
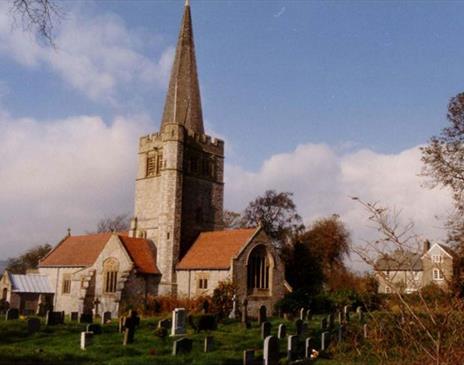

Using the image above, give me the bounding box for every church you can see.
[1,1,286,317]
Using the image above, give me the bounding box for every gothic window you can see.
[103,258,119,294]
[247,245,271,295]
[62,274,71,294]
[432,255,443,263]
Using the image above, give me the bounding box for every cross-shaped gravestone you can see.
[263,336,279,365]
[171,308,186,336]
[172,337,193,355]
[261,321,271,339]
[287,335,298,361]
[258,305,267,325]
[277,323,286,339]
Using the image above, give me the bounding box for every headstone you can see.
[119,316,126,333]
[295,318,303,336]
[343,305,350,321]
[320,317,327,330]
[338,324,344,342]
[328,313,334,328]
[243,349,255,365]
[171,308,187,336]
[122,310,140,344]
[306,309,312,321]
[287,335,298,361]
[321,331,330,351]
[158,318,171,330]
[277,323,286,339]
[204,335,214,352]
[241,298,248,325]
[258,305,267,325]
[5,308,19,320]
[363,323,368,339]
[46,311,64,325]
[102,311,112,324]
[27,318,41,334]
[263,336,279,365]
[80,331,93,350]
[79,312,93,324]
[299,307,306,320]
[71,312,79,322]
[172,337,193,355]
[87,323,102,335]
[305,337,313,358]
[261,321,271,339]
[228,295,239,319]
[337,311,343,324]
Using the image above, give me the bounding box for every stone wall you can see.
[176,269,230,298]
[422,245,454,290]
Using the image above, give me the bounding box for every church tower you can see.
[131,0,224,295]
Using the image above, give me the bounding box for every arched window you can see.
[432,268,444,281]
[103,258,119,293]
[247,245,272,295]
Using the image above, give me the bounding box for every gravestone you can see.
[363,323,368,339]
[305,337,313,358]
[79,312,93,324]
[119,316,126,333]
[27,318,41,334]
[171,308,187,336]
[306,309,312,321]
[102,311,112,324]
[321,331,330,351]
[243,349,255,365]
[263,336,279,365]
[328,313,334,328]
[172,337,193,355]
[295,318,303,336]
[46,311,64,326]
[287,335,298,361]
[299,307,306,320]
[204,335,214,352]
[5,308,19,320]
[80,331,93,350]
[320,317,327,330]
[87,323,102,335]
[343,305,350,321]
[258,305,267,325]
[71,312,79,322]
[261,321,271,339]
[158,318,171,330]
[338,324,344,342]
[228,295,239,319]
[337,311,343,324]
[241,298,248,325]
[277,323,286,339]
[122,310,140,345]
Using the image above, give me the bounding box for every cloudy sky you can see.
[0,0,462,264]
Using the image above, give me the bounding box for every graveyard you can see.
[0,304,383,365]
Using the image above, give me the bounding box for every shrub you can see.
[188,314,217,333]
[211,280,236,318]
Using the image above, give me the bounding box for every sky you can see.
[0,0,462,267]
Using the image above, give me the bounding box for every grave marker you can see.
[277,323,286,339]
[243,349,255,365]
[5,308,19,320]
[171,308,187,336]
[70,312,79,322]
[102,311,112,324]
[204,335,214,352]
[305,337,313,358]
[80,331,93,350]
[263,336,279,365]
[228,295,239,319]
[87,323,102,335]
[172,337,193,355]
[261,321,271,339]
[287,335,298,361]
[321,331,330,351]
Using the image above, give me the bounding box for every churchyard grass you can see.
[0,315,368,365]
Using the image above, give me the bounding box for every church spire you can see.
[160,0,204,134]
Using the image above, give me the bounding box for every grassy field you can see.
[0,315,369,365]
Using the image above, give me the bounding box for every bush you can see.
[188,314,217,333]
[142,295,212,315]
[274,289,311,314]
[211,280,236,318]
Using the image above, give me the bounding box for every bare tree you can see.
[96,213,130,233]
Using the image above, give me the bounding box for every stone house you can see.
[375,241,456,293]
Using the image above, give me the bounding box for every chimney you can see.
[423,240,431,254]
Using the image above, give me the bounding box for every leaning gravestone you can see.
[295,318,303,336]
[277,323,286,339]
[204,335,214,352]
[263,336,279,365]
[102,311,112,324]
[305,337,313,358]
[71,312,79,322]
[261,321,271,339]
[243,349,255,365]
[171,308,187,336]
[321,331,330,351]
[27,318,41,334]
[172,337,193,355]
[258,305,267,325]
[5,308,19,320]
[287,335,298,361]
[46,311,64,326]
[80,331,93,350]
[87,323,102,335]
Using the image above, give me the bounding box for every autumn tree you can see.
[5,244,52,274]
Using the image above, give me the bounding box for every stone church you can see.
[1,1,286,317]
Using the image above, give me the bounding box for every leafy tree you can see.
[5,244,52,274]
[96,213,130,233]
[241,190,304,244]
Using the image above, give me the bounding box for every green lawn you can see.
[0,315,369,365]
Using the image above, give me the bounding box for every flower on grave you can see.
[310,349,319,359]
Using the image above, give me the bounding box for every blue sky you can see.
[0,0,461,260]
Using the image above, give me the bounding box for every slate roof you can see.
[39,233,160,275]
[9,273,54,293]
[176,228,258,270]
[375,250,423,271]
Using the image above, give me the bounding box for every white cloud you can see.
[0,3,174,104]
[0,111,152,258]
[224,143,454,268]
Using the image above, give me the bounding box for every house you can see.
[375,240,457,293]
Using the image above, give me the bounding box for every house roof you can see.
[435,243,456,258]
[176,228,257,270]
[40,233,160,275]
[8,273,54,293]
[375,250,423,271]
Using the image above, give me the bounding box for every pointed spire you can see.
[160,0,204,134]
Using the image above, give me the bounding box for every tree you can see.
[95,213,131,233]
[222,210,243,229]
[241,190,304,244]
[9,0,62,45]
[5,244,52,274]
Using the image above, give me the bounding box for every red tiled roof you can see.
[39,233,112,267]
[119,236,160,274]
[176,228,257,270]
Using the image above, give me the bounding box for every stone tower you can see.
[131,0,224,295]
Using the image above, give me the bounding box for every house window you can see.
[198,278,208,289]
[103,258,119,294]
[433,268,444,281]
[432,255,443,263]
[62,274,71,294]
[247,245,271,294]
